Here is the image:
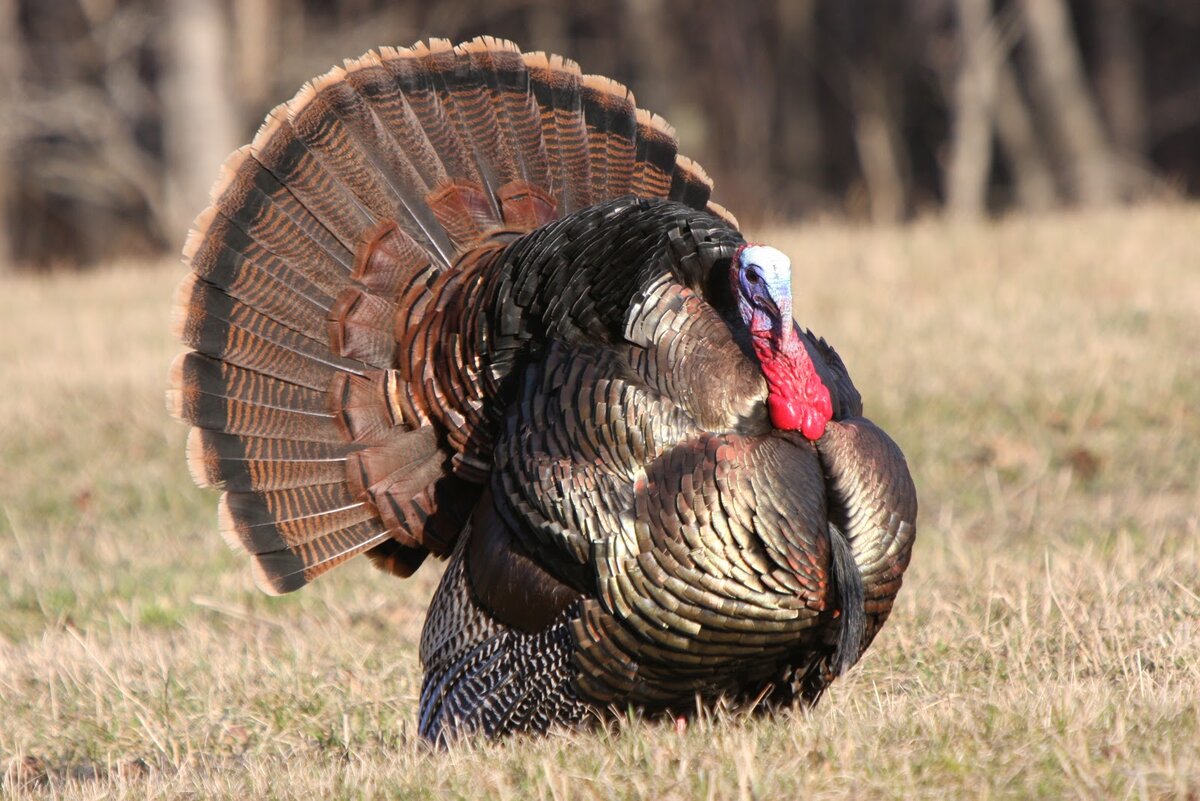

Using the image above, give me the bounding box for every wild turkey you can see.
[168,37,917,743]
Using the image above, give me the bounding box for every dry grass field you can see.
[1,205,1197,799]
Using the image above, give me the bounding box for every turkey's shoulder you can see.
[620,270,769,434]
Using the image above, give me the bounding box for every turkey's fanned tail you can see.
[170,36,734,592]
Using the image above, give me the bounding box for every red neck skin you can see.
[750,325,833,440]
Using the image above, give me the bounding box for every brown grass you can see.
[1,205,1198,799]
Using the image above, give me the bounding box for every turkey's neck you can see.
[752,331,832,440]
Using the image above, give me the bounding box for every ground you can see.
[1,205,1197,799]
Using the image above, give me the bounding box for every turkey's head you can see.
[732,244,833,440]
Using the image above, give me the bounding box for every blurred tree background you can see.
[2,0,1198,269]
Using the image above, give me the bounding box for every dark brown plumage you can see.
[168,36,917,743]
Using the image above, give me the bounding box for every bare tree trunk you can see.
[716,5,773,218]
[773,0,822,214]
[234,0,277,112]
[1020,0,1122,205]
[163,0,240,243]
[946,0,998,219]
[993,61,1057,211]
[0,0,18,270]
[623,0,671,115]
[1093,0,1146,156]
[1092,0,1152,196]
[851,67,907,223]
[664,3,773,220]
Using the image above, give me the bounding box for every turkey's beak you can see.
[772,298,797,353]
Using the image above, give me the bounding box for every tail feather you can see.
[186,214,341,344]
[209,149,353,276]
[220,482,366,533]
[326,287,397,366]
[581,75,637,200]
[219,485,387,590]
[669,154,714,210]
[349,221,435,297]
[428,40,510,218]
[425,179,498,253]
[633,109,677,199]
[705,200,740,231]
[187,429,346,492]
[287,78,406,235]
[341,51,448,190]
[341,51,460,270]
[250,108,379,253]
[173,36,735,593]
[172,275,362,391]
[169,352,341,443]
[311,67,458,267]
[522,52,566,206]
[251,522,392,594]
[381,43,483,196]
[481,41,551,191]
[525,52,591,213]
[497,182,558,230]
[461,37,547,190]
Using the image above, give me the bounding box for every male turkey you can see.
[168,37,917,743]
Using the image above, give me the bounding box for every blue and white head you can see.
[733,244,794,344]
[730,243,833,439]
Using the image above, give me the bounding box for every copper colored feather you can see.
[169,36,917,743]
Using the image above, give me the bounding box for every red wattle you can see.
[768,394,803,431]
[801,405,828,441]
[754,334,833,441]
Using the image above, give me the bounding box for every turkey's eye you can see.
[746,269,761,285]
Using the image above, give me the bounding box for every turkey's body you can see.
[169,38,917,743]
